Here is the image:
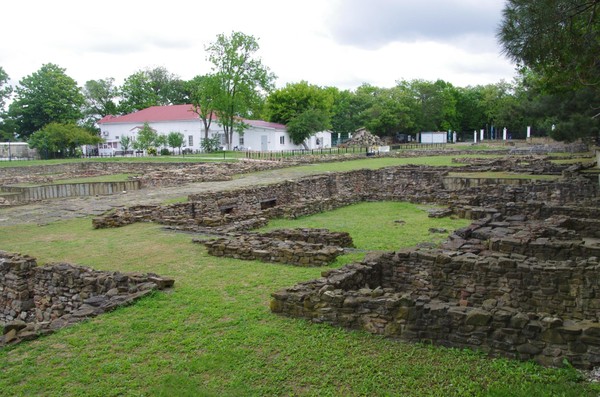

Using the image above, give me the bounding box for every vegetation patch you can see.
[0,209,597,395]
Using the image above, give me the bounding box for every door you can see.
[261,135,268,151]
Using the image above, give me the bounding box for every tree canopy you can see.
[28,122,101,159]
[119,67,186,114]
[82,78,119,128]
[206,31,276,149]
[498,0,600,141]
[8,63,84,139]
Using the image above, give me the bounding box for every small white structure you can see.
[418,131,447,144]
[0,142,38,160]
[97,104,331,155]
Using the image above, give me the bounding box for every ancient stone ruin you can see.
[0,251,174,347]
[194,228,354,266]
[69,154,600,367]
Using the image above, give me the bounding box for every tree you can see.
[119,67,185,114]
[287,109,330,148]
[498,0,600,141]
[266,81,333,125]
[28,122,101,159]
[0,66,12,114]
[0,66,15,141]
[7,63,84,139]
[119,135,132,154]
[206,31,276,149]
[132,122,158,153]
[188,74,220,141]
[167,131,185,154]
[329,88,367,136]
[82,78,119,127]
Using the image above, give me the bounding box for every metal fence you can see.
[244,143,447,160]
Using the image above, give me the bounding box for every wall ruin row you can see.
[0,250,174,346]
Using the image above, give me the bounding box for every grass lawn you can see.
[0,202,597,396]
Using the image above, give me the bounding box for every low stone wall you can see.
[0,181,140,204]
[93,164,598,234]
[271,209,600,368]
[0,251,174,346]
[196,228,353,266]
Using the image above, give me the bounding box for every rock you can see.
[3,320,27,334]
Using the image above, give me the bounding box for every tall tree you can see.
[206,31,276,149]
[0,66,12,113]
[266,81,333,125]
[188,74,220,140]
[0,66,14,141]
[119,66,185,114]
[82,78,119,127]
[7,63,84,139]
[498,0,600,141]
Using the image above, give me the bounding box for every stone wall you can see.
[0,251,174,346]
[196,228,354,266]
[1,180,140,204]
[271,209,600,368]
[93,165,598,233]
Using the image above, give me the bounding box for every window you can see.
[188,135,193,147]
[239,136,244,145]
[279,136,285,145]
[115,136,119,140]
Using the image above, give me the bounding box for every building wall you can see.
[98,120,330,154]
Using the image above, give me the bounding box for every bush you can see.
[160,148,171,156]
[147,147,158,156]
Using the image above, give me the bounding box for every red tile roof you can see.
[98,104,200,124]
[98,105,287,130]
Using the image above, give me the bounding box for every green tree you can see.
[266,81,333,125]
[498,0,600,141]
[28,122,101,159]
[360,86,416,137]
[329,88,368,136]
[82,78,119,127]
[132,122,158,153]
[167,131,185,154]
[0,66,15,141]
[188,74,220,140]
[119,67,185,114]
[0,66,12,113]
[206,31,276,149]
[7,64,84,139]
[119,135,132,154]
[287,109,330,148]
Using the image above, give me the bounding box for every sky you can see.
[1,0,516,91]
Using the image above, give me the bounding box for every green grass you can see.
[0,206,597,396]
[260,202,469,252]
[0,152,245,168]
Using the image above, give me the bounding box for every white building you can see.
[418,131,448,144]
[97,104,331,155]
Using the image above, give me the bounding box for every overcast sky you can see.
[1,0,516,91]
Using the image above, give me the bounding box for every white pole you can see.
[527,126,531,140]
[473,131,477,143]
[480,129,484,141]
[503,127,507,141]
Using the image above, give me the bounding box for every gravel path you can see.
[0,167,323,227]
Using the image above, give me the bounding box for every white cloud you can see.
[0,0,515,91]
